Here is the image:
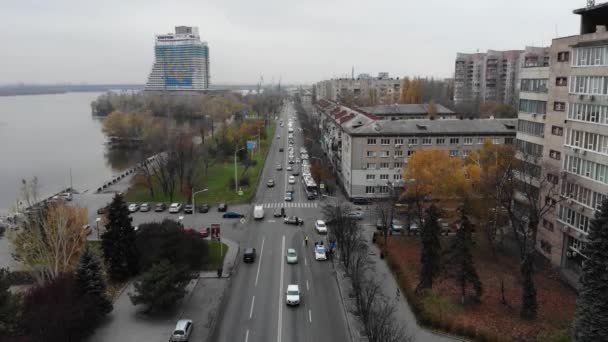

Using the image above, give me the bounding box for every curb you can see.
[207,243,240,342]
[332,258,356,342]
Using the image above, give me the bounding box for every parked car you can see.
[347,211,364,220]
[314,220,327,234]
[139,203,151,212]
[169,319,193,342]
[169,203,183,213]
[218,203,227,212]
[200,227,210,238]
[376,218,386,230]
[390,219,405,233]
[155,203,167,212]
[408,221,419,235]
[284,216,303,225]
[184,204,194,214]
[198,203,210,213]
[274,209,283,217]
[286,248,298,264]
[128,203,139,213]
[267,179,275,187]
[243,248,256,263]
[352,197,370,205]
[285,284,300,306]
[223,211,244,219]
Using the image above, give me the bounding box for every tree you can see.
[129,259,194,312]
[75,248,113,317]
[101,193,139,281]
[417,205,442,292]
[322,201,364,271]
[443,210,482,304]
[11,190,88,282]
[0,268,20,337]
[571,199,608,341]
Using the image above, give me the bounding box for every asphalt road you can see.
[213,102,350,342]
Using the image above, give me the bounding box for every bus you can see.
[302,175,318,200]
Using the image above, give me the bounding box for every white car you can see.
[286,284,300,306]
[315,220,327,234]
[288,176,295,184]
[128,203,139,213]
[314,244,327,261]
[169,203,182,213]
[286,248,298,264]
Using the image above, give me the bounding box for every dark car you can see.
[273,209,283,217]
[352,197,370,205]
[218,203,227,212]
[198,204,210,213]
[267,180,275,188]
[223,211,244,219]
[243,248,256,263]
[292,170,300,176]
[184,204,194,214]
[279,147,284,152]
[284,216,304,225]
[154,203,167,212]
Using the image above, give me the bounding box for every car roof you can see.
[244,248,255,254]
[287,284,299,291]
[175,319,192,329]
[316,220,325,225]
[287,248,296,253]
[170,203,179,206]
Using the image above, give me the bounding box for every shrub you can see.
[239,177,251,187]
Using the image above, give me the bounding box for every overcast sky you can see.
[1,0,585,85]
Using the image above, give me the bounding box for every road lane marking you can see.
[306,280,309,291]
[249,296,255,319]
[304,257,307,266]
[309,309,312,323]
[255,237,265,287]
[245,329,249,342]
[278,235,285,342]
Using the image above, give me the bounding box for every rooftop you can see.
[360,103,455,116]
[344,118,517,136]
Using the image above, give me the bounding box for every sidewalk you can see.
[200,237,239,278]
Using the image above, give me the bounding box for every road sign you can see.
[320,183,325,189]
[240,218,246,224]
[238,190,244,196]
[246,140,257,150]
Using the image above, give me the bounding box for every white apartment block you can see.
[315,73,402,105]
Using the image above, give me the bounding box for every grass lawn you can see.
[379,235,574,342]
[205,240,228,271]
[126,123,275,204]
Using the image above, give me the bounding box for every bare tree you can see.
[322,201,363,271]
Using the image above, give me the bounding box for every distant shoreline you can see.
[0,84,144,97]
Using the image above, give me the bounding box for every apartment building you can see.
[360,103,457,120]
[315,73,402,105]
[145,26,210,92]
[315,100,516,199]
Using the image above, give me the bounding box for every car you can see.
[292,169,300,176]
[284,192,293,201]
[279,147,284,152]
[315,220,328,234]
[276,164,283,171]
[169,319,193,342]
[169,203,182,213]
[276,135,281,139]
[155,203,167,212]
[128,203,139,213]
[286,284,300,306]
[218,203,227,212]
[243,248,256,263]
[284,216,303,225]
[288,176,295,184]
[300,147,307,153]
[286,166,293,171]
[288,159,295,164]
[314,244,327,261]
[267,179,275,187]
[352,197,371,205]
[198,203,210,213]
[376,218,386,230]
[139,203,151,212]
[223,211,244,219]
[253,205,265,220]
[184,204,194,214]
[274,209,283,217]
[97,206,108,215]
[390,219,405,233]
[347,211,364,220]
[409,221,419,235]
[286,248,298,264]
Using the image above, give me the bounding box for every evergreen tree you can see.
[0,268,20,336]
[75,248,113,316]
[443,211,482,304]
[101,193,139,281]
[129,259,193,312]
[572,199,608,341]
[416,205,441,292]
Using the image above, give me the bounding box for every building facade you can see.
[315,100,517,199]
[315,73,402,105]
[145,26,210,92]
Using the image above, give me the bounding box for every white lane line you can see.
[245,329,249,342]
[277,235,285,342]
[309,309,312,323]
[255,237,265,287]
[268,219,276,223]
[306,280,309,291]
[249,296,255,319]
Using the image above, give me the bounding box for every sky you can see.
[0,0,584,85]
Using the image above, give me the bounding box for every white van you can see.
[253,205,265,220]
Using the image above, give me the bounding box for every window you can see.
[551,126,563,136]
[366,151,375,157]
[505,138,514,145]
[547,173,559,185]
[366,163,376,169]
[367,138,376,145]
[556,77,568,86]
[477,137,485,144]
[515,139,544,157]
[449,150,458,157]
[408,138,418,145]
[462,150,470,157]
[520,79,548,93]
[366,174,376,181]
[573,46,608,66]
[395,138,404,145]
[519,99,547,114]
[492,138,501,144]
[422,138,432,145]
[449,138,459,145]
[557,51,569,62]
[554,102,566,112]
[379,150,390,157]
[365,186,375,194]
[380,174,389,180]
[562,180,608,209]
[464,137,473,145]
[436,138,445,145]
[518,120,545,137]
[393,174,402,180]
[542,219,554,231]
[407,150,415,156]
[559,205,591,233]
[565,128,608,154]
[394,162,404,168]
[395,150,403,157]
[381,138,390,145]
[549,150,561,160]
[380,162,389,169]
[569,76,608,95]
[568,103,608,125]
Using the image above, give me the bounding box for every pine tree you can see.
[572,199,608,341]
[76,248,113,316]
[101,193,139,281]
[129,259,193,312]
[444,211,482,304]
[417,205,441,292]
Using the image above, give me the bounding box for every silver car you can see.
[286,248,298,264]
[170,319,193,341]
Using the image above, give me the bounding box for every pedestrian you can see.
[396,287,400,299]
[305,235,308,246]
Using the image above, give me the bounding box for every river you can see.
[0,92,141,214]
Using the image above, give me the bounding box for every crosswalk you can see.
[262,202,319,209]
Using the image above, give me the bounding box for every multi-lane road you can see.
[213,102,351,342]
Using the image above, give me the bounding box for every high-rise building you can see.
[144,26,210,92]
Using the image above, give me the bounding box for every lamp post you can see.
[95,217,101,240]
[192,188,208,221]
[234,147,246,192]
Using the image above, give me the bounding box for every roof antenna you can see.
[587,0,595,8]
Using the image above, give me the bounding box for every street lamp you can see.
[95,217,101,240]
[192,188,208,220]
[234,147,246,192]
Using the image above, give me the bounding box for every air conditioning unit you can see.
[532,113,537,118]
[582,150,587,156]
